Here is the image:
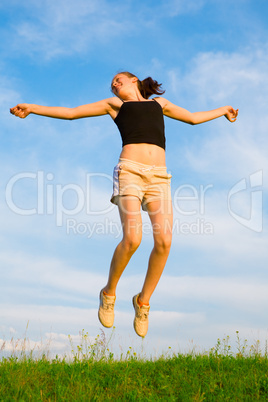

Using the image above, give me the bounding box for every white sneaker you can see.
[132,294,150,337]
[98,290,116,328]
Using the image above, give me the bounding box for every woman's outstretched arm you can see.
[160,98,238,124]
[10,98,120,120]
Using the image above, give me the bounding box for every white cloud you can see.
[161,0,205,17]
[4,0,135,60]
[167,44,268,106]
[2,246,267,319]
[158,275,268,312]
[0,250,106,300]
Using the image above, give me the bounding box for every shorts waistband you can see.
[118,158,167,171]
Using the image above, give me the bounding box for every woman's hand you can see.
[224,106,239,123]
[10,103,31,119]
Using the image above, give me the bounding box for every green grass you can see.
[1,332,268,401]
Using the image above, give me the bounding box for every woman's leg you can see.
[139,199,173,305]
[103,196,142,296]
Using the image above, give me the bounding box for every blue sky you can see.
[1,0,268,357]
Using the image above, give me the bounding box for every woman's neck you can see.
[119,87,147,102]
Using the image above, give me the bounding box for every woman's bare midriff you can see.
[119,143,166,166]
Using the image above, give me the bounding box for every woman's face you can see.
[111,74,137,97]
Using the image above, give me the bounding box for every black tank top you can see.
[114,99,166,150]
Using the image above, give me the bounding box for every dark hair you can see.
[112,71,165,99]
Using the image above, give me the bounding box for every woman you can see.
[10,72,238,337]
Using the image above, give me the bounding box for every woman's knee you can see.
[154,233,172,253]
[122,233,142,253]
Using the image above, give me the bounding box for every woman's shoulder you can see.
[104,97,123,120]
[106,96,123,108]
[152,96,169,108]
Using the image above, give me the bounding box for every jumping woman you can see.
[10,72,238,337]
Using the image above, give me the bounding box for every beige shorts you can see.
[110,158,172,211]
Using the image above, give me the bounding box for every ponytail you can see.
[113,71,165,99]
[138,77,165,99]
